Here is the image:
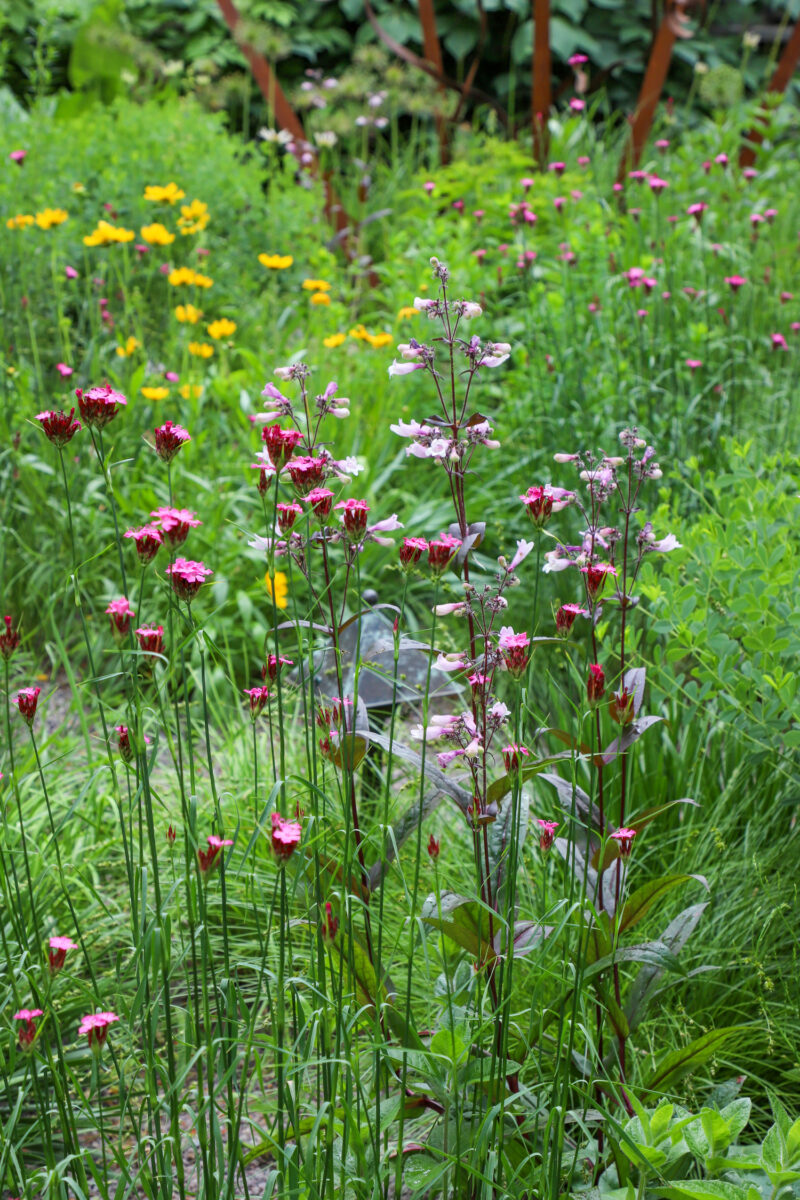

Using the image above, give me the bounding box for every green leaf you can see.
[583,940,687,983]
[326,929,388,1008]
[619,875,709,935]
[420,891,496,962]
[652,1182,750,1200]
[645,1027,750,1092]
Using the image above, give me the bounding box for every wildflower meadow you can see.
[1,5,799,1199]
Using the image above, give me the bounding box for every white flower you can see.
[509,539,534,571]
[461,301,482,319]
[413,297,437,311]
[388,360,425,377]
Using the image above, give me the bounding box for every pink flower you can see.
[502,743,530,773]
[452,199,464,213]
[578,155,590,167]
[628,170,647,183]
[55,362,74,378]
[568,53,588,66]
[124,524,163,565]
[65,266,79,279]
[321,900,339,940]
[0,615,21,660]
[105,597,135,641]
[286,455,327,495]
[725,275,747,291]
[197,834,233,876]
[687,202,708,222]
[715,152,728,167]
[423,180,435,195]
[427,833,440,860]
[154,420,190,463]
[655,139,670,151]
[271,812,302,861]
[569,98,585,113]
[636,308,648,320]
[771,332,788,351]
[166,558,213,602]
[335,498,370,540]
[75,385,127,430]
[14,1008,43,1048]
[262,654,293,682]
[779,291,793,304]
[520,176,535,192]
[555,603,587,637]
[587,663,605,706]
[553,196,566,212]
[399,536,428,570]
[609,688,635,726]
[276,501,303,532]
[648,175,668,194]
[580,562,617,599]
[150,507,202,547]
[245,686,270,718]
[48,935,78,975]
[135,625,165,660]
[427,533,461,575]
[14,687,41,725]
[537,819,558,852]
[686,358,702,372]
[610,827,637,857]
[549,162,566,176]
[498,627,530,679]
[262,425,304,472]
[10,149,27,165]
[304,487,334,519]
[78,1011,119,1050]
[35,408,81,447]
[743,167,758,180]
[764,207,777,223]
[165,371,179,383]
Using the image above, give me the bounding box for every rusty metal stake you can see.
[532,0,551,166]
[740,17,800,166]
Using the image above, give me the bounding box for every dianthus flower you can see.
[78,1011,119,1051]
[35,410,82,451]
[151,507,202,547]
[48,935,78,976]
[245,686,270,718]
[0,615,21,660]
[276,502,303,532]
[610,827,637,857]
[427,834,440,859]
[105,597,135,641]
[502,743,530,773]
[14,1009,43,1049]
[399,536,428,570]
[581,562,617,600]
[286,455,327,495]
[725,275,747,291]
[124,524,163,565]
[262,654,293,682]
[537,820,559,852]
[555,603,587,637]
[609,687,635,726]
[15,687,41,725]
[587,663,605,706]
[197,834,233,876]
[303,487,334,520]
[335,498,370,540]
[427,533,461,575]
[271,812,302,862]
[135,625,165,660]
[498,627,531,678]
[166,558,213,602]
[320,900,339,941]
[154,420,190,463]
[262,425,305,472]
[73,384,126,431]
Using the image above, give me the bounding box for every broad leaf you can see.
[652,1183,750,1200]
[626,903,708,1032]
[599,715,664,765]
[488,787,530,906]
[646,1026,750,1092]
[619,875,708,935]
[421,891,496,962]
[583,940,687,983]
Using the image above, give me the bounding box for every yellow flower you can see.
[6,214,35,230]
[207,318,237,340]
[188,342,214,358]
[144,182,186,204]
[72,182,85,193]
[258,253,293,270]
[168,266,195,286]
[349,324,369,341]
[302,278,331,291]
[35,208,68,230]
[141,386,169,400]
[397,306,418,320]
[323,333,347,348]
[193,272,213,289]
[265,570,289,610]
[179,384,203,399]
[140,222,175,246]
[175,304,202,323]
[178,199,209,235]
[83,220,135,246]
[365,331,392,348]
[310,291,330,306]
[115,336,141,358]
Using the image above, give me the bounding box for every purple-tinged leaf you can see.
[600,715,664,765]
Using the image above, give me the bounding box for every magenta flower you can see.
[537,820,559,852]
[587,663,605,706]
[715,152,728,167]
[648,175,668,194]
[335,498,370,540]
[154,420,190,463]
[655,138,670,151]
[35,408,82,447]
[75,385,127,430]
[553,196,566,212]
[725,275,747,291]
[779,291,793,304]
[771,332,788,351]
[687,202,708,223]
[14,687,41,726]
[578,155,590,167]
[245,685,270,719]
[423,180,435,195]
[167,824,176,846]
[65,266,79,279]
[743,167,758,180]
[124,524,163,565]
[10,149,27,165]
[628,170,648,183]
[197,834,234,876]
[427,533,461,576]
[303,487,334,520]
[105,597,135,641]
[610,827,637,857]
[498,626,530,679]
[502,743,530,773]
[399,537,428,570]
[0,615,21,660]
[48,935,78,976]
[554,604,585,638]
[262,424,304,472]
[262,653,293,682]
[581,562,617,600]
[286,455,327,495]
[548,162,566,176]
[427,833,440,860]
[609,687,635,726]
[686,358,703,372]
[166,557,213,602]
[271,812,302,861]
[150,507,202,547]
[14,1008,43,1049]
[165,371,179,383]
[520,484,573,526]
[55,363,74,378]
[135,625,165,660]
[569,98,585,113]
[276,501,303,532]
[78,1011,119,1051]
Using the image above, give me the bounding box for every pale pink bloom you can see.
[578,156,590,167]
[10,149,27,164]
[388,360,425,377]
[433,602,467,617]
[56,363,73,378]
[569,98,585,112]
[65,265,79,279]
[508,539,534,571]
[610,828,636,857]
[435,652,467,673]
[714,152,728,167]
